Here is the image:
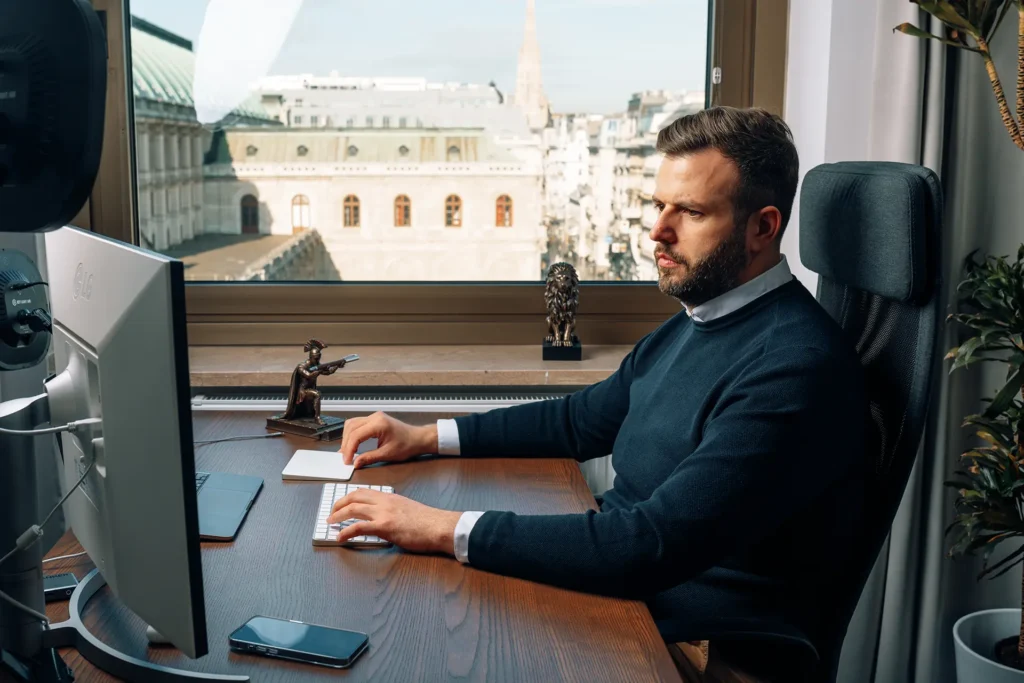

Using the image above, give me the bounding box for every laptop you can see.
[194,471,264,541]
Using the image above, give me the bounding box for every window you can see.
[394,195,411,227]
[246,145,258,157]
[343,195,360,227]
[347,145,358,157]
[291,194,310,233]
[111,0,761,344]
[398,145,409,157]
[382,116,390,128]
[447,145,461,162]
[445,195,462,227]
[241,195,259,234]
[297,145,309,157]
[496,195,513,227]
[310,115,319,125]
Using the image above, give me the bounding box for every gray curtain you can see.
[837,6,1024,683]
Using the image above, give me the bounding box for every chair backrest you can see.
[798,161,943,680]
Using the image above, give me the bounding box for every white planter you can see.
[954,609,1024,682]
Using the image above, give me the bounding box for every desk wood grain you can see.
[40,411,680,682]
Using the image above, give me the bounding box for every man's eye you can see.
[684,209,702,218]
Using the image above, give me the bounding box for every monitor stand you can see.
[0,395,248,683]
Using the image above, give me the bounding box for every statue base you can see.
[542,339,582,361]
[266,415,345,441]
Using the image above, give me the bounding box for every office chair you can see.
[799,161,943,681]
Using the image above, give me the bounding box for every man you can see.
[330,107,867,682]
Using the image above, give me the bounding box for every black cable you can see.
[7,281,48,291]
[194,432,284,447]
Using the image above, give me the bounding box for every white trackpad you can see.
[282,450,356,482]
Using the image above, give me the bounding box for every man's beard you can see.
[656,226,748,307]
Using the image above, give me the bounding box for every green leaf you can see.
[893,22,983,50]
[985,366,1024,417]
[918,1,978,32]
[982,544,1024,579]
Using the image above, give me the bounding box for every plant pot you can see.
[954,609,1024,682]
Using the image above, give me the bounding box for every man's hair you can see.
[656,106,799,234]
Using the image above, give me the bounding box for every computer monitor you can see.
[42,226,207,658]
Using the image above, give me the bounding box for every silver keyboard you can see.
[312,483,394,547]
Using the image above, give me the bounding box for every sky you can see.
[129,0,709,114]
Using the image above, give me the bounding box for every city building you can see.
[203,127,544,280]
[130,17,276,252]
[512,0,550,131]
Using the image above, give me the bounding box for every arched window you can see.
[343,195,360,228]
[447,145,461,162]
[241,195,259,234]
[291,194,310,233]
[394,195,411,227]
[495,195,513,227]
[445,195,462,227]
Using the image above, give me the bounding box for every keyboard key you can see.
[312,483,394,548]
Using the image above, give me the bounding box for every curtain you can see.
[836,5,1024,682]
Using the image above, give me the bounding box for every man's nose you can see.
[649,218,674,244]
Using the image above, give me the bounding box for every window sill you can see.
[189,345,630,387]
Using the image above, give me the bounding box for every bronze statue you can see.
[544,262,580,347]
[543,262,582,360]
[267,339,358,439]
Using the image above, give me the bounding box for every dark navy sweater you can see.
[454,279,867,652]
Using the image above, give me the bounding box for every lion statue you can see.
[544,262,580,347]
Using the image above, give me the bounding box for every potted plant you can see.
[894,2,1024,680]
[945,249,1024,680]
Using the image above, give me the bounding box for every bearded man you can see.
[330,107,867,683]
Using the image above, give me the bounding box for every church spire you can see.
[513,0,549,130]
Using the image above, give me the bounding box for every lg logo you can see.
[73,263,94,301]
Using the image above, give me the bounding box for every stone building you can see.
[130,17,275,252]
[202,127,544,281]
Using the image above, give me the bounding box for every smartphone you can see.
[228,616,368,669]
[43,573,79,602]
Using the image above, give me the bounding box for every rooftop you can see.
[130,16,276,125]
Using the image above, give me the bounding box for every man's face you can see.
[650,149,749,307]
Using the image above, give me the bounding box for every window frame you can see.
[291,194,311,232]
[495,194,513,227]
[444,194,462,228]
[87,0,786,346]
[394,194,411,227]
[343,195,361,228]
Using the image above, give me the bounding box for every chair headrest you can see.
[798,162,941,303]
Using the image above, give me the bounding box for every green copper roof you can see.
[130,17,274,124]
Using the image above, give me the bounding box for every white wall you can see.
[782,0,923,292]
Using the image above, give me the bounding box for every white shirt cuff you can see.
[454,511,485,564]
[436,419,461,455]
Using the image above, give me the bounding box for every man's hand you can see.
[327,488,461,555]
[339,412,438,469]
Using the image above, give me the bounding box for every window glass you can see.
[128,2,708,281]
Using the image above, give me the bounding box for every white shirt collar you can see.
[686,255,793,323]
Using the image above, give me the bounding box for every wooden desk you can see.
[41,412,681,682]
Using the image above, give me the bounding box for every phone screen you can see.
[230,616,367,663]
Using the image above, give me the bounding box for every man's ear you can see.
[750,207,783,249]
